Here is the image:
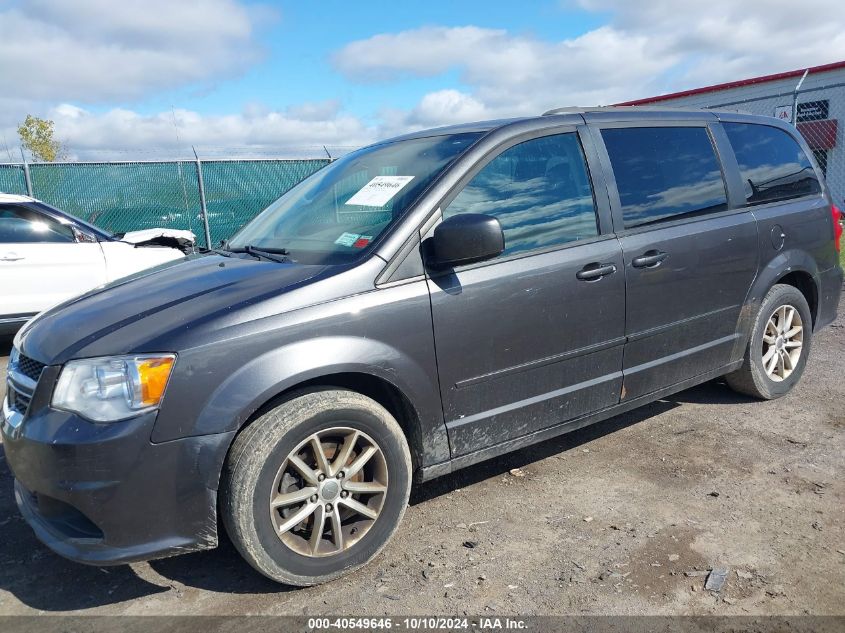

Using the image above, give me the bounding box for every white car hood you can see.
[119,228,196,245]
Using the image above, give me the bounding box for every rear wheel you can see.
[726,284,812,399]
[220,389,412,585]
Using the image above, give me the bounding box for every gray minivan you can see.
[3,107,842,586]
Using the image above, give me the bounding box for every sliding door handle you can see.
[632,250,668,268]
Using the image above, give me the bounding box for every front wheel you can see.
[220,389,412,586]
[726,284,813,399]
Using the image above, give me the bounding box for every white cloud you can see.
[406,90,490,127]
[334,26,501,81]
[334,24,671,121]
[577,0,845,89]
[2,103,372,160]
[335,1,845,130]
[0,0,269,102]
[4,1,845,158]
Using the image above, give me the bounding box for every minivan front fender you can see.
[151,335,450,467]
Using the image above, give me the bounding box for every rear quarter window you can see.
[723,122,821,206]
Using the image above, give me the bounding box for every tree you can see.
[17,115,63,162]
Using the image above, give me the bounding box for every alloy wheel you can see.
[762,304,803,382]
[269,427,388,557]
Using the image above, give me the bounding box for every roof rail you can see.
[542,105,627,116]
[543,104,723,116]
[542,106,587,116]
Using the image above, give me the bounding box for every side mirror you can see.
[426,213,505,269]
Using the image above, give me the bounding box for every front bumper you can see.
[2,387,235,565]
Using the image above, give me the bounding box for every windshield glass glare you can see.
[227,132,482,264]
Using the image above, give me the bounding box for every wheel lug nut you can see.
[340,491,348,498]
[318,473,326,482]
[325,503,333,512]
[337,471,345,479]
[310,494,318,503]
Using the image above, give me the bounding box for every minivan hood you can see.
[17,254,329,363]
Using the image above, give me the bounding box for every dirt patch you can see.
[827,415,845,429]
[622,526,710,600]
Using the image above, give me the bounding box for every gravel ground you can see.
[0,297,843,616]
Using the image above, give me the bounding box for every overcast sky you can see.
[1,0,844,159]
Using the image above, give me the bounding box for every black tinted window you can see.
[723,122,821,205]
[0,205,75,243]
[602,126,728,228]
[444,133,597,257]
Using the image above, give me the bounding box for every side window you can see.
[0,205,75,244]
[443,133,598,257]
[601,126,728,229]
[723,122,821,205]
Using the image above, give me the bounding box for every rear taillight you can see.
[833,205,843,253]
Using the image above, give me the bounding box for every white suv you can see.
[0,194,194,334]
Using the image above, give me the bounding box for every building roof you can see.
[617,60,845,106]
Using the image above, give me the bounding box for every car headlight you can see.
[52,355,176,422]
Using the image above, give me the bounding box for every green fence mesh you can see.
[0,164,27,195]
[30,162,205,238]
[1,159,329,247]
[200,159,328,246]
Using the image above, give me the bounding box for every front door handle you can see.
[576,262,617,281]
[631,250,668,268]
[0,253,24,262]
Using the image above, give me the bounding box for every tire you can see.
[220,389,412,586]
[726,284,813,399]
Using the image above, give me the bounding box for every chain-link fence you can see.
[0,157,331,247]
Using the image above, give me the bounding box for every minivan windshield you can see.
[227,132,482,265]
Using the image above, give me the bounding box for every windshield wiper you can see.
[226,245,293,263]
[199,246,238,258]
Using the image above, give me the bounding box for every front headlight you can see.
[52,355,176,422]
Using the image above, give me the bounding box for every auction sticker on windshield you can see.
[345,176,414,207]
[334,232,360,247]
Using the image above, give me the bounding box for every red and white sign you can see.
[774,105,792,123]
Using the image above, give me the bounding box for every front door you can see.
[426,129,626,457]
[594,123,759,399]
[0,204,106,316]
